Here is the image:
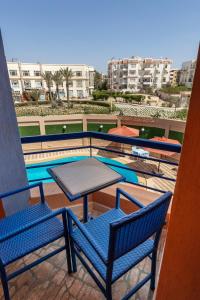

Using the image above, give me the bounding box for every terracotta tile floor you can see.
[0,213,166,300]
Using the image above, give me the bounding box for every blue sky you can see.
[0,0,199,72]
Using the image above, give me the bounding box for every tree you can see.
[101,78,108,90]
[94,70,108,90]
[41,71,56,107]
[61,68,73,109]
[94,70,102,89]
[30,89,41,105]
[52,71,63,106]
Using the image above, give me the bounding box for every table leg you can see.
[83,195,88,223]
[158,161,161,172]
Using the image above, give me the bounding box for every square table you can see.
[48,158,124,222]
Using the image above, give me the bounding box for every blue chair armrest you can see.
[0,182,45,203]
[116,188,145,209]
[67,209,107,264]
[0,207,66,243]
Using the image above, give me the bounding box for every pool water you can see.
[26,156,138,184]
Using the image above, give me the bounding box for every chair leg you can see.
[106,283,112,300]
[62,212,72,274]
[71,241,77,273]
[0,267,10,300]
[150,250,157,290]
[64,236,72,274]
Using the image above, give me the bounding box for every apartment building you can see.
[169,69,181,86]
[7,61,95,100]
[108,56,172,92]
[179,59,196,88]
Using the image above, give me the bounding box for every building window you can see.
[24,80,31,89]
[76,71,82,77]
[130,64,136,68]
[68,80,73,87]
[69,90,73,97]
[129,84,136,89]
[11,80,19,88]
[129,70,136,75]
[9,70,18,76]
[22,70,30,76]
[77,90,83,98]
[34,71,41,76]
[35,80,42,88]
[76,80,83,88]
[59,89,65,98]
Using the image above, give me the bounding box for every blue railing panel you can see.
[21,131,181,153]
[21,131,180,193]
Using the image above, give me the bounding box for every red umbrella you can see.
[145,136,181,173]
[108,126,139,137]
[107,126,139,153]
[145,136,181,157]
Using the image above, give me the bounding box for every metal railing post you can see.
[89,137,92,157]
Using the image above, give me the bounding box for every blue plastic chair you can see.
[68,188,172,300]
[0,182,72,300]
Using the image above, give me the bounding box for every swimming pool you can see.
[26,156,138,184]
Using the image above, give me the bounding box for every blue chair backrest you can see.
[109,191,172,260]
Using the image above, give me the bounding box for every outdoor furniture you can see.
[68,188,172,300]
[48,158,124,223]
[0,182,72,300]
[145,136,181,173]
[132,146,150,158]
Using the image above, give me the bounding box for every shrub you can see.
[15,100,50,107]
[159,85,191,94]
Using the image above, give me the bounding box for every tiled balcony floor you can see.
[0,212,166,300]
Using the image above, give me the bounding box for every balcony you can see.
[0,131,181,299]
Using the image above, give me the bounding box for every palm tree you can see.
[61,68,73,109]
[41,71,56,107]
[52,71,63,106]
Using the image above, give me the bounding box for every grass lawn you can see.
[87,123,116,133]
[130,125,165,139]
[18,123,183,143]
[169,130,184,143]
[19,126,40,136]
[45,123,83,134]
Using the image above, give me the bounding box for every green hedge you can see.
[122,94,145,102]
[69,100,111,108]
[159,85,191,94]
[92,90,145,102]
[15,101,50,107]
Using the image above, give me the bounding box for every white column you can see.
[0,31,29,216]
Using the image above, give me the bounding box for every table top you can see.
[48,158,124,200]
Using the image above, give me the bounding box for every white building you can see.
[7,61,95,100]
[108,56,172,92]
[180,60,196,88]
[169,69,181,86]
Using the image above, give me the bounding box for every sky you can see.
[0,0,199,72]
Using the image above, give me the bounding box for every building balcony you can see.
[1,132,181,300]
[143,74,152,77]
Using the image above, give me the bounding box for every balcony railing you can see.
[21,131,181,194]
